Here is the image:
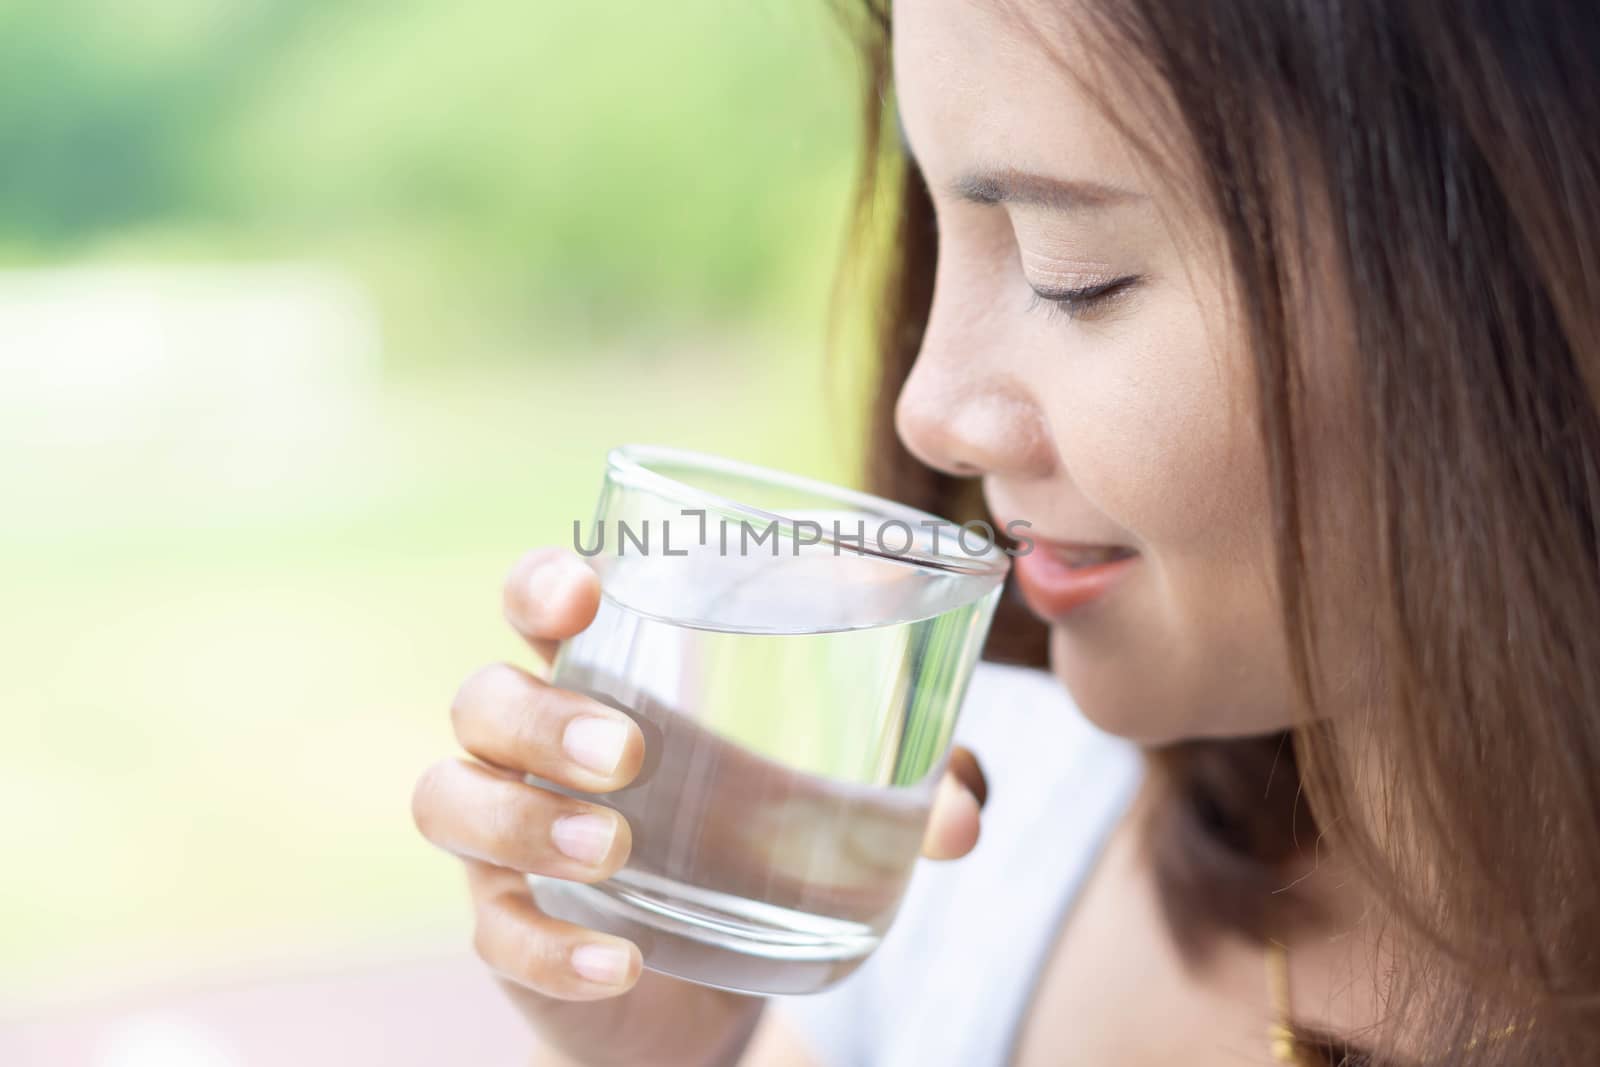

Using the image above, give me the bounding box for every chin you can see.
[1045,624,1297,744]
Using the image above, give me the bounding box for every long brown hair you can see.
[832,2,1600,1063]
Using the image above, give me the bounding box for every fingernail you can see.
[551,812,616,866]
[570,943,632,985]
[525,561,558,611]
[563,716,629,776]
[529,554,583,602]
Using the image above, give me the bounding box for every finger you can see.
[412,758,632,881]
[946,745,988,808]
[452,662,644,791]
[465,860,642,1000]
[502,548,601,663]
[921,770,982,861]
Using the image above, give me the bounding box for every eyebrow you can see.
[894,109,1140,213]
[950,167,1143,212]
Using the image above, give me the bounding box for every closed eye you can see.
[1025,274,1142,322]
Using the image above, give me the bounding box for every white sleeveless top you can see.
[776,661,1145,1067]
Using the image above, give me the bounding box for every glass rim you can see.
[603,444,1011,579]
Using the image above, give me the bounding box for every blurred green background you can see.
[0,0,871,1015]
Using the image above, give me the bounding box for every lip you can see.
[1011,537,1139,619]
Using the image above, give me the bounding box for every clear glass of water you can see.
[530,445,1009,995]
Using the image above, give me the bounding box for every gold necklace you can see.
[1264,939,1529,1064]
[1266,939,1300,1064]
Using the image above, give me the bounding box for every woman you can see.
[411,0,1600,1063]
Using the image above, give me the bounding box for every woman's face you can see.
[892,0,1303,742]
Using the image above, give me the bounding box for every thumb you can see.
[920,746,987,861]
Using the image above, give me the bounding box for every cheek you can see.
[1044,294,1269,565]
[1039,291,1299,736]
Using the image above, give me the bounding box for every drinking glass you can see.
[530,445,1009,995]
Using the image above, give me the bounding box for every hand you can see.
[411,548,989,1067]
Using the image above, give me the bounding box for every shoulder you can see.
[775,660,1144,1067]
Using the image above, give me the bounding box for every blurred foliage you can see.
[0,0,863,363]
[0,0,879,998]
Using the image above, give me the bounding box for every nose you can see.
[894,301,1055,481]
